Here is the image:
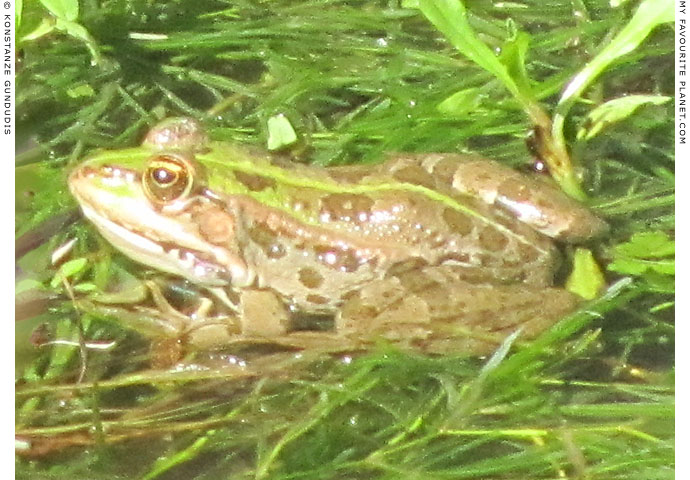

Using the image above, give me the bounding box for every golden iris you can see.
[143,155,193,204]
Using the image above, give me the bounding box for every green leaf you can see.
[66,83,95,99]
[566,248,606,300]
[609,258,674,276]
[50,257,88,288]
[90,265,149,304]
[54,18,102,64]
[436,87,483,116]
[418,0,523,102]
[16,278,45,295]
[73,283,97,293]
[39,0,79,21]
[59,257,88,277]
[401,0,419,8]
[560,0,673,105]
[16,0,23,30]
[267,114,298,150]
[614,231,675,258]
[497,30,535,100]
[643,272,675,294]
[608,231,675,277]
[577,95,671,140]
[607,257,647,276]
[20,17,55,42]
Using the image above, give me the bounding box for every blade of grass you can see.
[552,0,673,158]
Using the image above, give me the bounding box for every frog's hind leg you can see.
[336,268,581,355]
[381,153,607,242]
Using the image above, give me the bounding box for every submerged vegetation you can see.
[16,0,674,478]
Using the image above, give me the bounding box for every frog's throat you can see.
[78,202,253,288]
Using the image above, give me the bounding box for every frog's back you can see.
[223,154,560,313]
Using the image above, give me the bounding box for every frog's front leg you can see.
[234,290,360,353]
[138,280,240,356]
[336,266,580,354]
[237,290,290,337]
[179,288,296,350]
[147,285,348,353]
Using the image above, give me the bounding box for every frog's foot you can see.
[138,280,241,362]
[143,280,192,323]
[336,268,580,355]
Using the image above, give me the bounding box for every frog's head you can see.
[68,119,253,288]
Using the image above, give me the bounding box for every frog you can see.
[68,117,607,356]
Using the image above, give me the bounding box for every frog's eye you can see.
[143,155,194,204]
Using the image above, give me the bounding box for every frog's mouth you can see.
[69,166,253,288]
[80,201,231,287]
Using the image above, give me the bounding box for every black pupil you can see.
[153,167,177,185]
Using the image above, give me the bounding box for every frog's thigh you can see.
[337,272,580,354]
[382,153,606,242]
[383,152,536,200]
[337,275,433,341]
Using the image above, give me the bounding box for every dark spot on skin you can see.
[392,165,436,189]
[234,171,277,192]
[313,244,361,272]
[535,197,555,211]
[476,253,492,266]
[341,303,379,325]
[478,226,509,251]
[340,289,360,302]
[439,252,471,265]
[442,207,475,236]
[387,258,429,276]
[502,253,523,267]
[268,243,287,259]
[320,194,374,223]
[398,273,441,295]
[247,223,287,259]
[387,269,438,296]
[429,157,462,186]
[380,288,399,300]
[516,243,541,263]
[306,294,330,305]
[326,166,372,184]
[298,267,325,289]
